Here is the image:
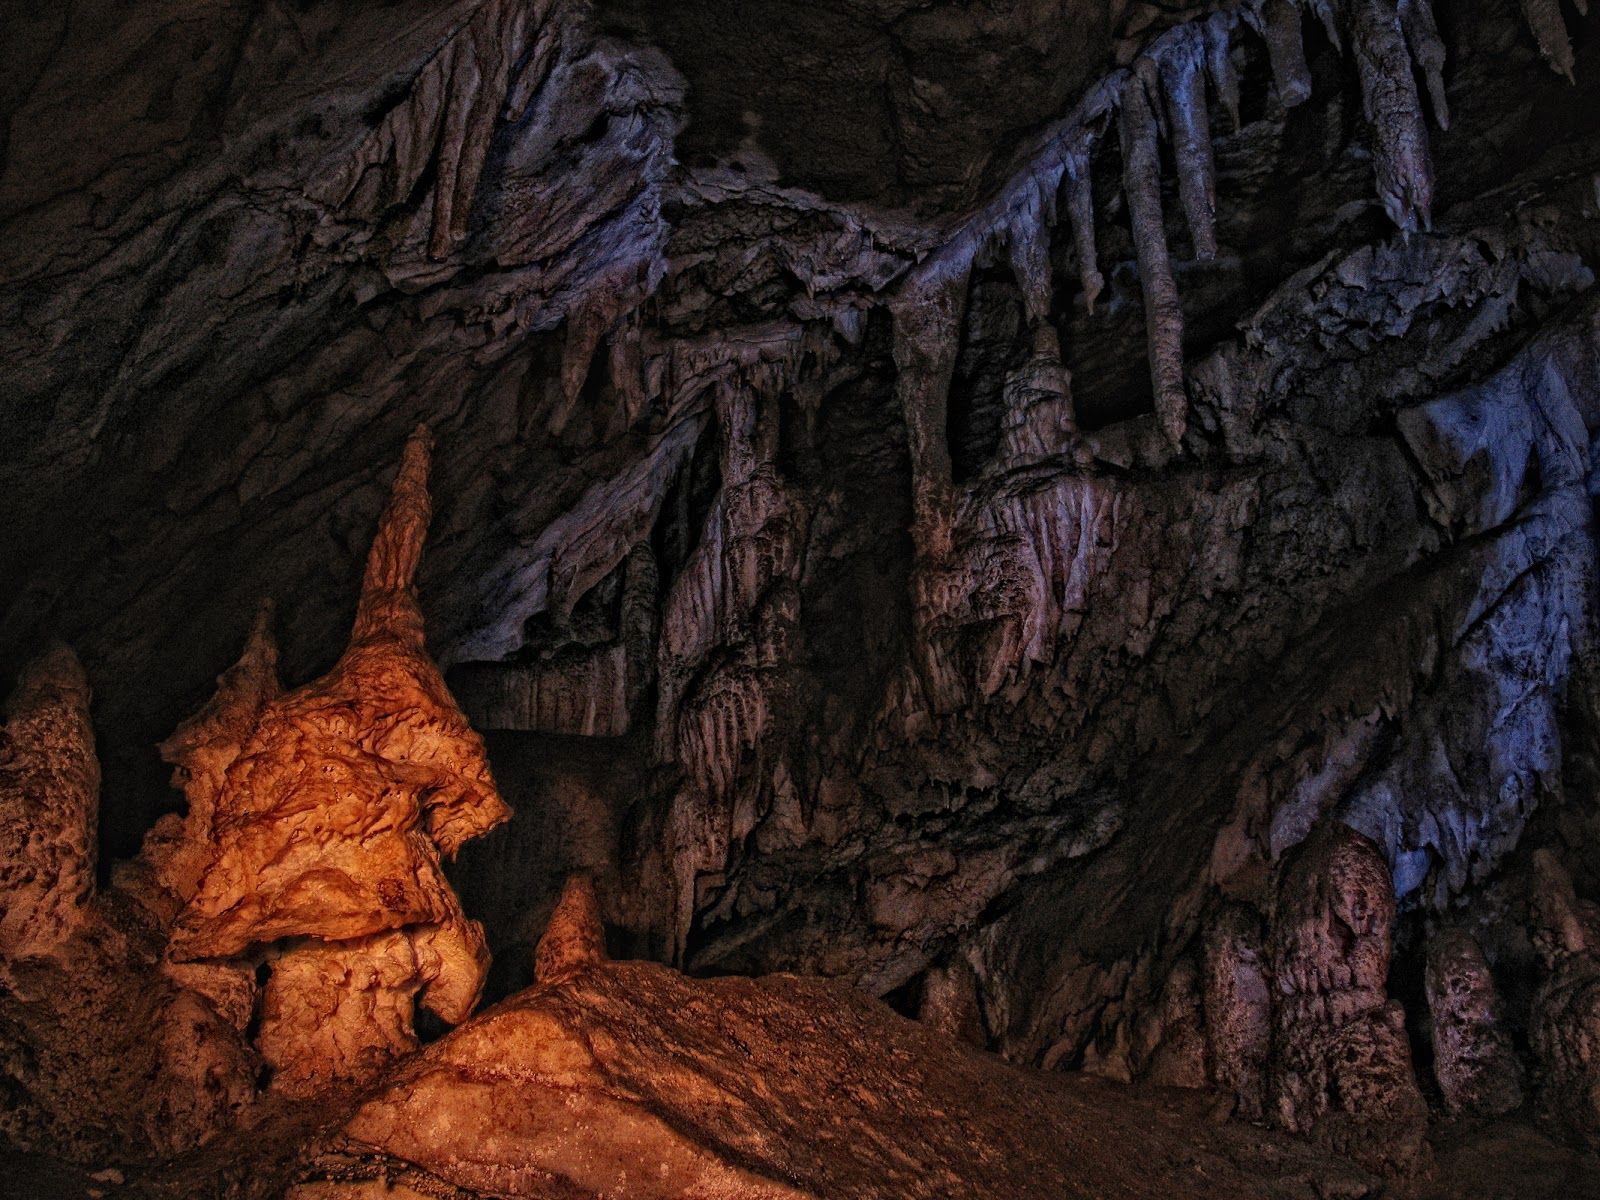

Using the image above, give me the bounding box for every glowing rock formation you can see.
[165,427,510,1097]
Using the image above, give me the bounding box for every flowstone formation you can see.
[161,428,511,1097]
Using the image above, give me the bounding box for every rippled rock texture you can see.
[4,0,1600,1191]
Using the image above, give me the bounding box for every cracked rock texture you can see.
[4,0,1600,1190]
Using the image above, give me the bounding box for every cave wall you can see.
[4,0,1600,1103]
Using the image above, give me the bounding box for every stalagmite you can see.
[1202,903,1271,1121]
[165,427,511,1097]
[1252,0,1314,109]
[1,647,259,1160]
[1142,959,1209,1089]
[1519,0,1578,82]
[1160,29,1220,261]
[1118,67,1188,448]
[1204,14,1243,131]
[1351,0,1436,232]
[1268,825,1429,1174]
[535,874,608,984]
[0,646,98,961]
[1528,850,1600,1144]
[1398,0,1451,128]
[1000,325,1081,465]
[145,603,281,907]
[1425,927,1522,1117]
[919,958,987,1048]
[1062,148,1105,312]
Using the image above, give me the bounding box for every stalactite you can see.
[1398,0,1451,128]
[1204,14,1243,131]
[1063,148,1105,313]
[1351,0,1436,232]
[892,264,970,558]
[1160,28,1220,261]
[1004,180,1056,325]
[1251,0,1314,109]
[607,309,649,435]
[1308,0,1346,52]
[1519,0,1578,82]
[1118,67,1189,448]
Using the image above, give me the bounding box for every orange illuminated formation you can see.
[161,427,510,1096]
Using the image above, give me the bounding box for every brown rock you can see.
[0,645,99,961]
[1528,851,1600,1145]
[166,427,510,1095]
[533,873,607,984]
[294,957,1378,1200]
[1268,824,1429,1174]
[1425,927,1523,1117]
[1203,902,1272,1120]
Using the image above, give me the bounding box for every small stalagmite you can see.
[1202,902,1272,1121]
[0,644,99,962]
[918,957,988,1049]
[534,873,608,984]
[164,426,511,1098]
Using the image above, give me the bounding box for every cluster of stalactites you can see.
[884,0,1553,472]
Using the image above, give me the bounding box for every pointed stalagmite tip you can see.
[535,874,608,984]
[353,425,435,644]
[159,600,281,767]
[8,642,90,714]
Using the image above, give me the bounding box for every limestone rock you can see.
[0,645,98,961]
[1268,824,1429,1174]
[293,957,1378,1200]
[1529,851,1600,1145]
[1425,927,1523,1117]
[165,428,509,1095]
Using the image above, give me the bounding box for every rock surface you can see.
[1425,927,1523,1117]
[292,956,1378,1200]
[2,0,1600,1188]
[162,427,510,1097]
